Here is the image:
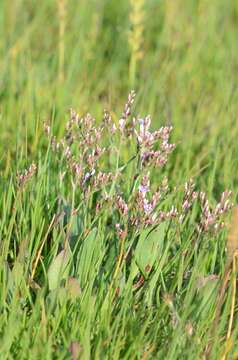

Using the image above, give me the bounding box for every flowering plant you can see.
[40,91,233,240]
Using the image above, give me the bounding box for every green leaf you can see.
[47,288,68,306]
[3,261,14,294]
[195,276,219,319]
[76,228,99,287]
[58,199,83,249]
[135,222,167,278]
[12,261,24,287]
[48,249,71,291]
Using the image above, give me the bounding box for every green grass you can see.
[0,0,238,359]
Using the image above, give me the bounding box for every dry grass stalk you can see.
[58,0,66,83]
[227,206,238,261]
[29,215,56,283]
[207,206,238,359]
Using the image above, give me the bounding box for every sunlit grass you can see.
[0,1,238,359]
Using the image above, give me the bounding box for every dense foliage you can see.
[0,1,238,359]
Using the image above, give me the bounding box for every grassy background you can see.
[0,0,238,359]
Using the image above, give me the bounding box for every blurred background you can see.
[0,0,238,193]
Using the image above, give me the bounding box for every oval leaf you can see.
[135,222,167,277]
[48,249,71,291]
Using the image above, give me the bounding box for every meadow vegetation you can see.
[0,1,238,359]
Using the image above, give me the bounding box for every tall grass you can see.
[0,1,238,359]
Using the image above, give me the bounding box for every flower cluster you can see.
[198,191,233,233]
[112,173,178,229]
[179,179,198,223]
[17,163,37,187]
[134,116,175,168]
[116,196,129,216]
[44,109,114,193]
[131,174,177,226]
[119,90,136,133]
[42,91,232,237]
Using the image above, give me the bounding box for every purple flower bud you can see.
[119,118,125,129]
[138,185,149,195]
[82,169,95,184]
[143,200,153,215]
